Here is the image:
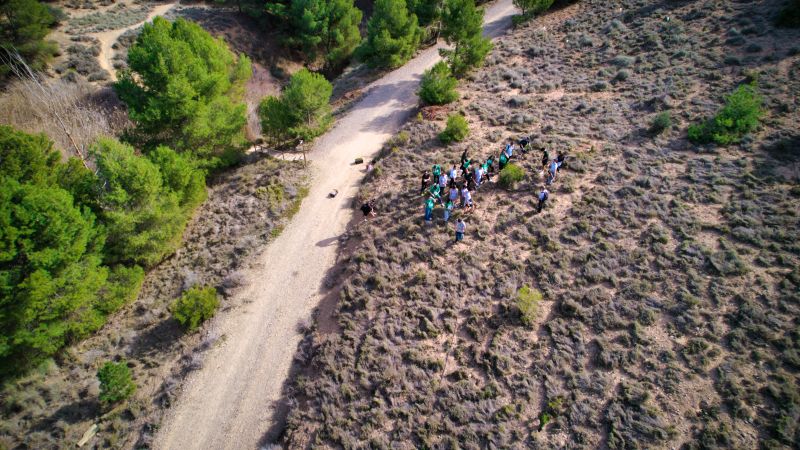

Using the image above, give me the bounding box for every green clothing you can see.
[429,184,441,198]
[432,164,442,178]
[461,159,471,172]
[425,197,435,209]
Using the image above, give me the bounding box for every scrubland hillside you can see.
[281,0,800,448]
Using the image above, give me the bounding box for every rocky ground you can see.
[0,154,308,448]
[280,0,800,448]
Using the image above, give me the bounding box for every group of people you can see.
[418,136,567,243]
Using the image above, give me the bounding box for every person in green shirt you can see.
[499,153,508,170]
[424,196,435,221]
[429,183,443,205]
[432,164,442,179]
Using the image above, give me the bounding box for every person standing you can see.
[541,148,550,171]
[448,165,458,187]
[360,199,377,222]
[424,196,435,222]
[474,164,484,187]
[454,218,466,243]
[438,171,448,193]
[460,149,468,166]
[448,183,460,205]
[432,164,442,180]
[547,159,558,185]
[537,187,549,213]
[420,171,431,194]
[462,187,475,212]
[504,141,514,160]
[556,151,566,169]
[444,199,454,222]
[429,183,443,205]
[499,152,509,170]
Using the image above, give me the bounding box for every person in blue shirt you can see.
[537,187,549,213]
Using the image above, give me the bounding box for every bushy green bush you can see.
[115,18,252,170]
[355,0,423,69]
[498,163,525,189]
[516,285,542,326]
[439,114,469,144]
[97,361,136,406]
[259,68,333,143]
[171,286,220,331]
[419,61,458,105]
[688,83,763,146]
[649,112,672,135]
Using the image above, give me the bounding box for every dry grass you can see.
[279,0,800,448]
[0,57,128,161]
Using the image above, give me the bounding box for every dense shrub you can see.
[439,113,469,143]
[517,285,542,326]
[259,68,333,143]
[0,0,58,77]
[649,112,672,135]
[170,286,220,331]
[419,61,458,105]
[356,0,423,69]
[498,163,525,188]
[97,361,136,406]
[688,83,763,145]
[115,18,252,170]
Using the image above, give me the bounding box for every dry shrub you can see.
[0,55,129,162]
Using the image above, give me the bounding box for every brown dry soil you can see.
[0,155,308,449]
[280,0,800,449]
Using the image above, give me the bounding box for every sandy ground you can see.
[152,1,518,448]
[91,2,177,81]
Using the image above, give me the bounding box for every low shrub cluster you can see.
[97,361,136,406]
[170,286,220,332]
[439,113,469,143]
[419,61,459,105]
[498,163,525,188]
[688,83,763,145]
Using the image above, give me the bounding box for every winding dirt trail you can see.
[92,2,177,81]
[153,1,518,448]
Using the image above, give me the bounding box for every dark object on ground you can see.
[354,157,364,164]
[328,189,339,198]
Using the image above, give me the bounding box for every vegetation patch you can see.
[688,83,764,145]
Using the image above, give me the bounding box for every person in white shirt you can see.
[454,218,466,243]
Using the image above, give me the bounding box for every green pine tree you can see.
[0,0,58,76]
[356,0,423,69]
[259,68,333,142]
[440,0,492,77]
[114,18,252,170]
[290,0,362,73]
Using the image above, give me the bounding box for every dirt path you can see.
[152,1,518,448]
[91,2,177,81]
